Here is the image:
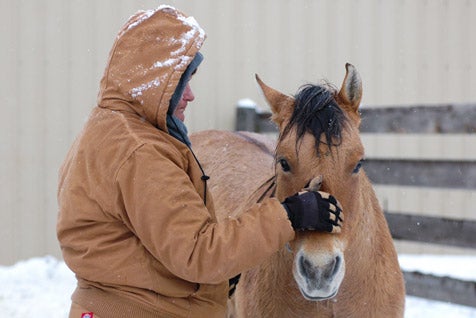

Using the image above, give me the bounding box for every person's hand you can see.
[282,191,343,233]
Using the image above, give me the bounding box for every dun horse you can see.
[190,64,405,317]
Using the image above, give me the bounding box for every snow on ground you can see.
[0,256,75,317]
[0,255,475,317]
[399,254,476,281]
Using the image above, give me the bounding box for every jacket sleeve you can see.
[115,143,295,284]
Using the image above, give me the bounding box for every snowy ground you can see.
[0,255,475,317]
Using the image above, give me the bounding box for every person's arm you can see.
[115,143,295,284]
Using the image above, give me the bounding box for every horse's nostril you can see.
[299,256,314,278]
[333,256,342,276]
[324,255,342,279]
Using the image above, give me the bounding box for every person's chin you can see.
[175,113,185,122]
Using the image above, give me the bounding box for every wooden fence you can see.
[235,102,476,307]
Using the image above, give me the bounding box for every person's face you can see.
[173,83,195,122]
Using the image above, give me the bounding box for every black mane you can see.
[280,83,347,155]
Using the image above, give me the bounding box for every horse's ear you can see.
[337,63,362,113]
[255,74,295,127]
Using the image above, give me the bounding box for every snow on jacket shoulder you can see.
[57,5,294,318]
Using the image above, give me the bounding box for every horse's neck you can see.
[331,176,403,316]
[351,176,391,259]
[344,178,387,269]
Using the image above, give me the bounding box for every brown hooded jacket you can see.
[57,6,294,318]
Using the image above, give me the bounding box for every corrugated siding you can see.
[1,0,475,264]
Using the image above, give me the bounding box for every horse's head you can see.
[256,63,364,301]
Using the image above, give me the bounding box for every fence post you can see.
[235,99,258,131]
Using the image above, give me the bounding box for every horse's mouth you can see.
[300,288,338,301]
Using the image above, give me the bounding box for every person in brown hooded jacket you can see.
[57,5,343,318]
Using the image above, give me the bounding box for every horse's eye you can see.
[352,159,364,174]
[279,158,291,172]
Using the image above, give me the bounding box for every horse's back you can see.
[190,130,276,221]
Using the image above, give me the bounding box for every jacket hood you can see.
[97,5,206,131]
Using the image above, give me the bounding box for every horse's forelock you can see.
[280,83,347,156]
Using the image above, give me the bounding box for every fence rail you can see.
[384,212,476,249]
[403,271,476,308]
[235,102,476,307]
[386,211,476,307]
[364,159,476,189]
[359,104,476,134]
[236,103,476,134]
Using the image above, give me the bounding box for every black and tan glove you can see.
[282,191,343,233]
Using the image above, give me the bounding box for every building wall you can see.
[1,0,475,264]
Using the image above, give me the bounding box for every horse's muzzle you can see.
[293,251,345,301]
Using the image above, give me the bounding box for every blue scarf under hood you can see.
[166,52,203,146]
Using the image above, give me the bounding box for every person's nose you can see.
[182,83,195,102]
